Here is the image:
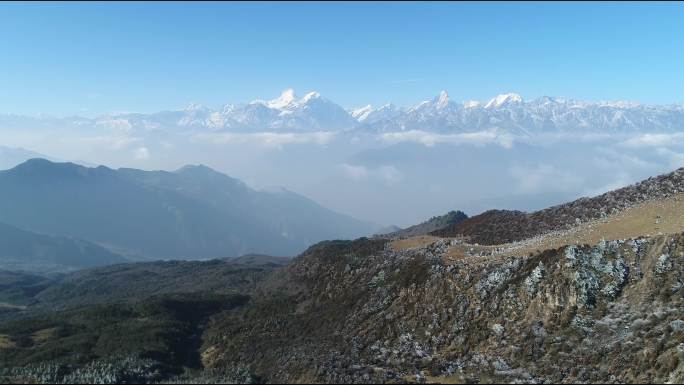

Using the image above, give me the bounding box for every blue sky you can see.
[1,1,684,116]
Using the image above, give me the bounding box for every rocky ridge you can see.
[200,232,684,383]
[433,167,684,245]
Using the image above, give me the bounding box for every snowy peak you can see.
[599,100,641,109]
[463,100,481,108]
[184,103,210,113]
[378,103,397,111]
[355,91,681,133]
[435,90,450,109]
[268,89,297,109]
[221,104,236,114]
[299,91,321,104]
[251,89,324,110]
[407,91,453,113]
[408,100,431,113]
[238,89,358,130]
[45,90,684,134]
[485,93,523,109]
[351,105,374,121]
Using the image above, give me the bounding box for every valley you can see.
[0,167,682,383]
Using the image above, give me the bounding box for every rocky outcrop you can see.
[203,234,684,383]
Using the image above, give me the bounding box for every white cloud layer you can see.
[134,147,150,160]
[619,133,684,148]
[68,135,142,150]
[194,131,336,149]
[95,118,133,131]
[655,147,684,169]
[380,130,514,149]
[341,163,403,185]
[509,164,584,194]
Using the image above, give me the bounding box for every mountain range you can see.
[0,159,375,262]
[0,222,126,273]
[0,146,50,170]
[1,165,683,383]
[5,90,684,134]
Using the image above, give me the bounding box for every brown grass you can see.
[423,374,468,384]
[0,302,27,311]
[390,235,440,251]
[31,327,58,344]
[422,193,684,265]
[0,334,15,349]
[501,193,684,257]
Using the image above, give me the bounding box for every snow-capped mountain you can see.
[349,103,403,132]
[350,105,373,122]
[3,90,684,135]
[484,93,523,109]
[352,91,684,134]
[219,89,358,132]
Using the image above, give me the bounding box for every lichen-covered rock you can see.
[0,356,164,384]
[524,261,546,296]
[199,234,684,384]
[671,319,684,333]
[491,323,505,337]
[656,253,673,274]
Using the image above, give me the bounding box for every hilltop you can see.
[381,210,468,238]
[433,167,684,244]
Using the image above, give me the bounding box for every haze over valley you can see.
[3,89,684,227]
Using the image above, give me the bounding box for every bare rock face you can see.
[202,234,684,383]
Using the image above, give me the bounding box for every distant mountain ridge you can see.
[0,222,126,273]
[3,90,684,134]
[381,210,468,238]
[0,146,51,170]
[0,159,375,260]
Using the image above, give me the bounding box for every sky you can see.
[1,1,684,117]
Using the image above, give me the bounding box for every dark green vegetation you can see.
[0,257,288,322]
[0,159,374,261]
[0,293,249,383]
[228,253,292,267]
[385,210,468,238]
[0,270,53,321]
[35,258,286,310]
[0,222,126,274]
[0,255,288,383]
[0,270,53,316]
